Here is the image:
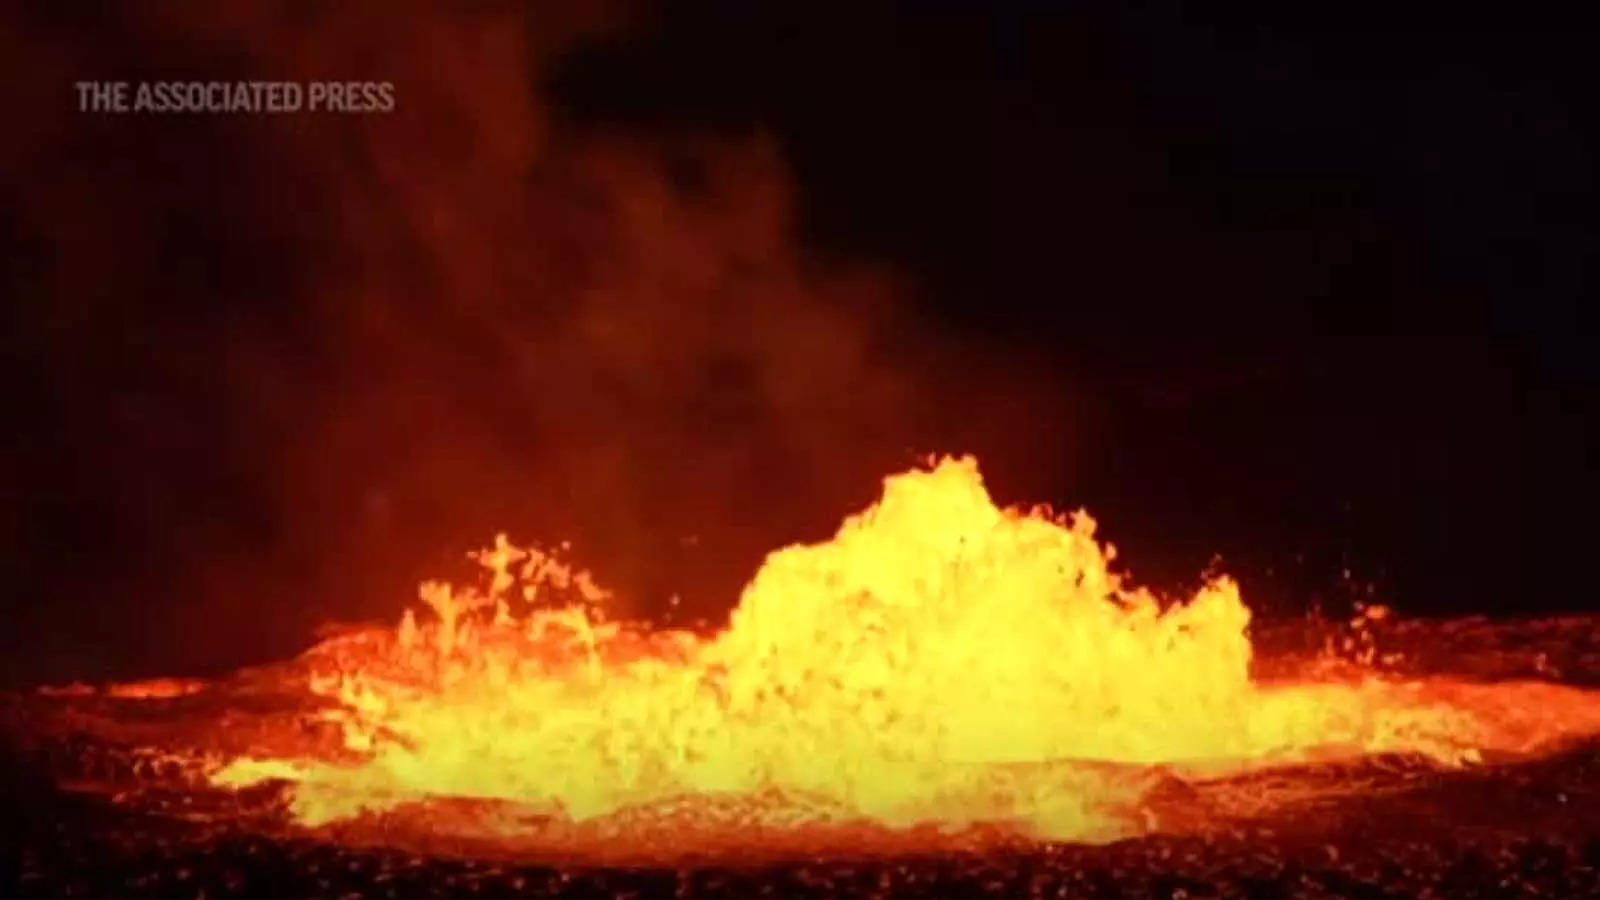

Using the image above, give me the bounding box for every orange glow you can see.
[105,678,208,700]
[207,456,1600,852]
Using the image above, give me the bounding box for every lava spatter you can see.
[195,456,1600,855]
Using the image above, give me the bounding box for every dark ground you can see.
[5,614,1600,898]
[5,741,1600,898]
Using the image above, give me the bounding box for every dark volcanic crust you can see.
[5,749,1600,899]
[6,614,1600,898]
[6,725,1600,897]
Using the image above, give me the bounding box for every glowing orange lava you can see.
[208,456,1600,851]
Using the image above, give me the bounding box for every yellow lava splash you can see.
[209,456,1595,847]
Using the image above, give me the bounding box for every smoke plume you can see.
[0,2,1073,682]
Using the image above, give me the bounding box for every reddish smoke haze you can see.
[1,3,1077,681]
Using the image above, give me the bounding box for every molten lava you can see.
[202,456,1600,854]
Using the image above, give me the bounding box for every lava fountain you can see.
[184,457,1600,854]
[38,456,1600,862]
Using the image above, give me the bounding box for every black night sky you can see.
[2,3,1595,686]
